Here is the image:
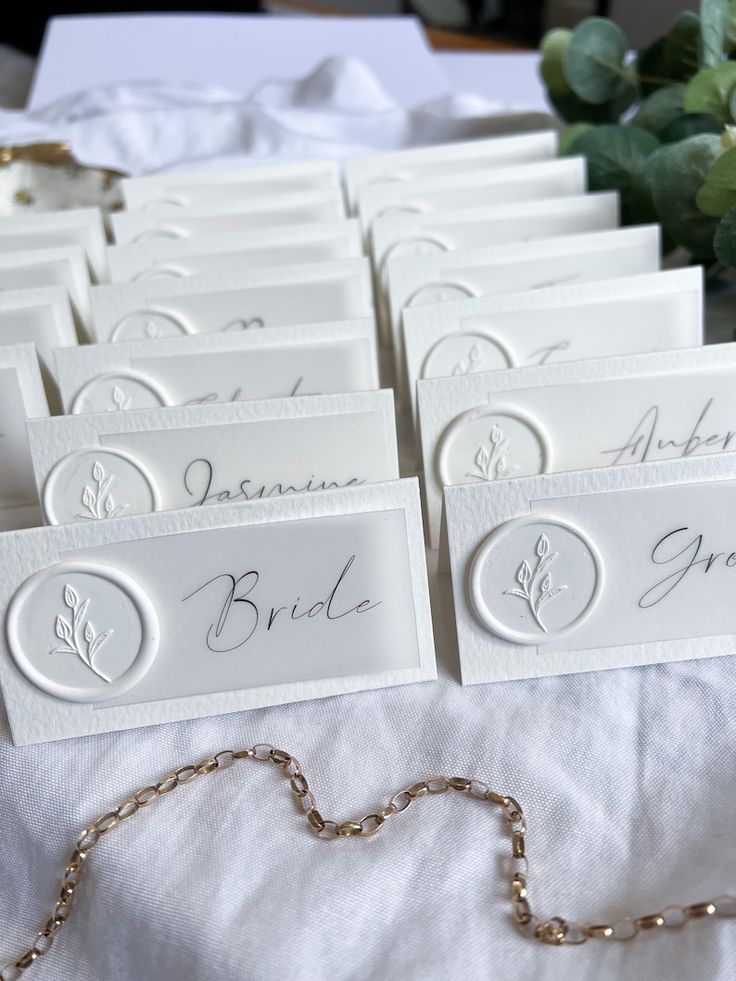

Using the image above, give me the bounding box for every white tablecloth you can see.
[0,60,734,981]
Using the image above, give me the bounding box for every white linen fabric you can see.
[0,59,734,981]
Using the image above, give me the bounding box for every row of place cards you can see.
[0,131,732,745]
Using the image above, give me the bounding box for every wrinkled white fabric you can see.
[0,58,734,981]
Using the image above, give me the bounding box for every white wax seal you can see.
[71,370,170,415]
[469,515,604,645]
[437,404,551,487]
[421,332,513,381]
[110,309,191,342]
[43,448,161,525]
[6,561,159,702]
[406,281,476,307]
[379,237,447,292]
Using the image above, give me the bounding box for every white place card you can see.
[419,342,735,548]
[443,456,736,683]
[387,225,662,385]
[0,343,49,531]
[107,219,363,283]
[344,130,558,211]
[0,246,92,337]
[89,258,374,343]
[357,157,586,233]
[0,286,78,375]
[371,193,620,290]
[404,268,703,418]
[111,190,347,244]
[121,159,341,209]
[54,319,378,415]
[28,390,399,525]
[0,478,435,744]
[0,208,109,283]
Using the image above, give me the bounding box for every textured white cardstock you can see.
[0,343,49,531]
[121,159,341,209]
[387,225,662,386]
[111,190,346,244]
[28,390,399,525]
[0,286,78,376]
[54,319,379,415]
[107,219,362,283]
[344,130,558,211]
[0,208,109,283]
[0,478,435,744]
[420,342,736,548]
[0,246,92,337]
[89,258,374,343]
[405,267,703,419]
[443,456,736,683]
[370,193,620,290]
[357,157,586,233]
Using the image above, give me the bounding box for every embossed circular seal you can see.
[469,515,604,645]
[406,281,476,308]
[437,404,551,487]
[421,332,513,381]
[110,309,191,342]
[43,448,162,525]
[71,370,171,415]
[6,561,159,702]
[379,237,447,291]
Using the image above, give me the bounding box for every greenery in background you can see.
[538,0,736,269]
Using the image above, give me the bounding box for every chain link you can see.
[2,742,734,977]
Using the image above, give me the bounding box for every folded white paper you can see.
[344,130,558,211]
[28,390,399,525]
[358,157,586,232]
[107,219,363,283]
[0,246,92,337]
[420,342,734,547]
[89,258,374,343]
[0,478,435,744]
[443,456,736,683]
[0,343,49,531]
[0,286,78,377]
[54,319,379,415]
[122,159,341,209]
[0,208,109,283]
[111,190,347,244]
[387,225,662,387]
[405,268,703,418]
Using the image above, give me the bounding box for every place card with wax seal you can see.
[0,208,109,282]
[419,342,736,548]
[111,190,346,245]
[107,219,363,283]
[0,245,93,339]
[0,477,435,745]
[54,319,378,415]
[88,257,373,344]
[27,390,398,526]
[404,267,703,419]
[344,130,558,211]
[0,343,49,531]
[121,159,341,209]
[357,157,587,234]
[387,225,661,386]
[370,192,620,292]
[441,454,736,684]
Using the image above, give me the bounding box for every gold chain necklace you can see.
[3,741,734,977]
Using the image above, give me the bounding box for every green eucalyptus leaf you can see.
[729,82,736,120]
[548,82,635,124]
[570,124,661,224]
[713,204,736,261]
[663,12,702,79]
[685,61,736,119]
[559,122,593,155]
[700,0,728,67]
[660,110,722,140]
[564,17,630,104]
[695,144,736,215]
[637,37,671,95]
[727,0,736,49]
[631,84,686,136]
[540,28,573,95]
[629,145,666,227]
[651,133,722,257]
